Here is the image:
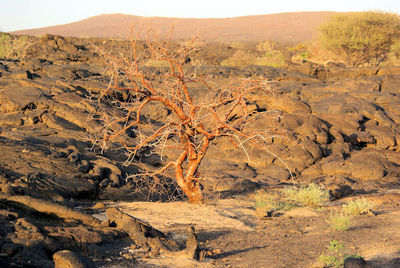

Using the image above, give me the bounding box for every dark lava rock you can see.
[344,257,373,268]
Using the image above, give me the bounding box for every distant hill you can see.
[12,12,336,43]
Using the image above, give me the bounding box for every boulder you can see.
[344,257,372,268]
[0,85,49,113]
[53,250,95,268]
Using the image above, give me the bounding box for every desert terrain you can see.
[0,32,399,268]
[11,12,335,43]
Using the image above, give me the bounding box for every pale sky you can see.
[1,0,400,32]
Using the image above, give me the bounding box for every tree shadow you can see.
[197,230,231,242]
[212,245,267,259]
[214,207,257,229]
[367,251,400,268]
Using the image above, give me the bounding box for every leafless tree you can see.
[90,31,274,203]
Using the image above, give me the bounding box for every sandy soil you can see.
[98,190,400,268]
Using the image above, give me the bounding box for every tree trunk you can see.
[174,151,203,204]
[171,135,205,203]
[175,172,203,204]
[181,180,203,204]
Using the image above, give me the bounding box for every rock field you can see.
[0,34,399,267]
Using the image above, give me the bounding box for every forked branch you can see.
[90,30,276,203]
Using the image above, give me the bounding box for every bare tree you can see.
[91,32,272,203]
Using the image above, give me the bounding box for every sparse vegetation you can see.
[220,41,286,68]
[327,210,352,231]
[282,183,330,208]
[342,197,374,216]
[0,33,14,59]
[254,190,284,218]
[254,183,331,218]
[255,40,286,67]
[288,43,310,63]
[256,40,277,55]
[305,40,344,65]
[256,51,285,68]
[220,50,256,66]
[318,240,345,267]
[318,240,363,268]
[0,33,30,59]
[386,40,400,65]
[318,11,400,66]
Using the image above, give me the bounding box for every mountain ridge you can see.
[12,11,337,43]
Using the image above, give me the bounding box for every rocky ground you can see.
[0,34,399,267]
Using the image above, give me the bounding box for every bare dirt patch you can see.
[101,190,400,267]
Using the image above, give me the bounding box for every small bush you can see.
[318,240,345,267]
[254,190,279,218]
[283,183,330,208]
[254,189,297,218]
[255,40,286,67]
[0,33,12,59]
[288,43,310,63]
[327,211,352,231]
[256,51,285,68]
[342,197,374,216]
[220,50,257,66]
[318,11,400,66]
[307,40,343,65]
[0,33,30,59]
[386,40,400,65]
[256,40,277,54]
[318,240,363,268]
[299,51,310,61]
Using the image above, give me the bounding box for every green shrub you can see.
[318,240,363,268]
[282,183,330,208]
[342,197,374,215]
[318,240,345,267]
[299,51,309,60]
[327,211,352,231]
[318,11,400,66]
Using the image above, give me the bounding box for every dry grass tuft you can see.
[327,210,352,231]
[254,190,280,218]
[342,197,374,216]
[282,183,330,208]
